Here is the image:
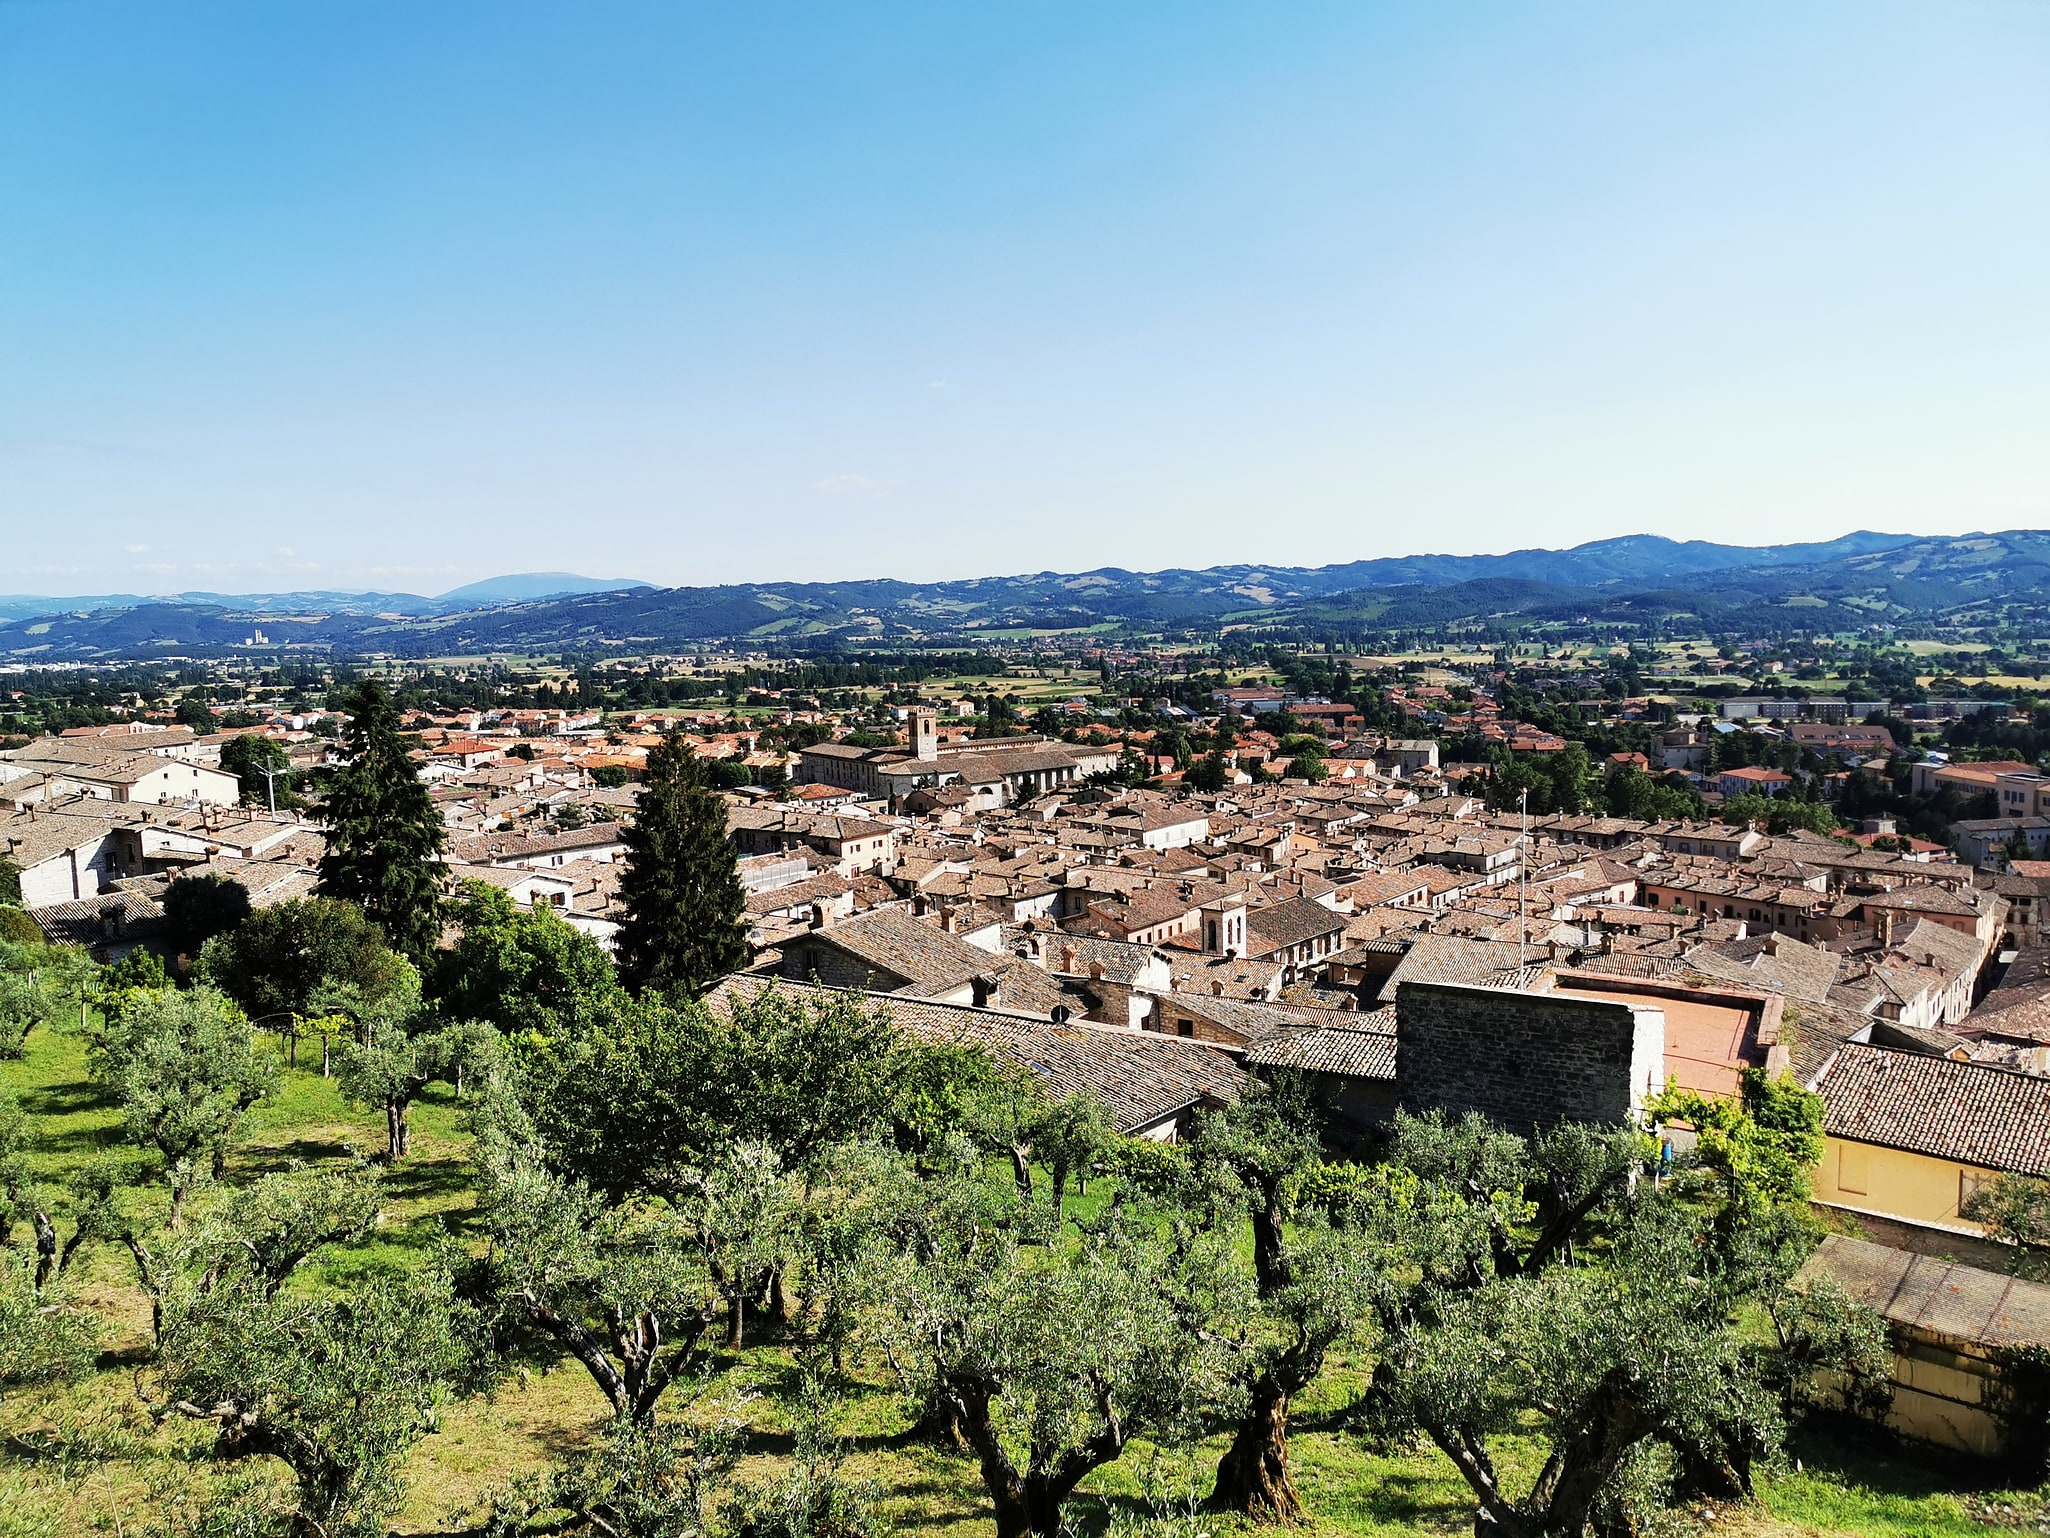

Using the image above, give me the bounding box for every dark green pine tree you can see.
[615,733,750,995]
[316,678,446,959]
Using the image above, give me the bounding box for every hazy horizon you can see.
[0,526,1985,604]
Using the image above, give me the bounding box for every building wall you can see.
[128,762,242,806]
[777,939,908,993]
[1395,981,1664,1131]
[1819,1328,2029,1463]
[1813,1136,1997,1232]
[19,833,137,907]
[1141,817,1211,850]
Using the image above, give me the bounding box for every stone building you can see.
[1394,980,1665,1131]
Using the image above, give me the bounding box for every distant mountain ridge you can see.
[0,572,649,626]
[436,573,650,604]
[5,531,2047,659]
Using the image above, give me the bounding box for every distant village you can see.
[6,641,2050,1454]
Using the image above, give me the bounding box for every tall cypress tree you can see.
[616,734,749,995]
[317,678,446,960]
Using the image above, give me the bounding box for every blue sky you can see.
[3,1,2047,596]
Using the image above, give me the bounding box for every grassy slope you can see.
[2,1023,2040,1538]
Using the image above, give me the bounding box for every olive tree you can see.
[0,1245,100,1386]
[869,1164,1246,1538]
[0,938,92,1058]
[678,1140,797,1350]
[1374,1200,1787,1538]
[161,1259,485,1538]
[1365,1112,1883,1535]
[89,986,277,1227]
[525,982,897,1199]
[481,1145,726,1424]
[328,976,499,1160]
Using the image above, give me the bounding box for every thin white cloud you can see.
[124,543,149,554]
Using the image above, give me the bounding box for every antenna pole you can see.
[1518,787,1529,968]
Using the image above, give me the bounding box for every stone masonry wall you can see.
[1395,981,1664,1131]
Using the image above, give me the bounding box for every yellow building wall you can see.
[1813,1136,1999,1230]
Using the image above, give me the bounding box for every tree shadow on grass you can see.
[1325,1465,1473,1530]
[18,1080,116,1117]
[27,1122,129,1156]
[237,1136,363,1170]
[1784,1411,1992,1497]
[381,1155,476,1205]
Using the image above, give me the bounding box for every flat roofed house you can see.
[1800,1235,2050,1463]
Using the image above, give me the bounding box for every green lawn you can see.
[3,1021,2039,1538]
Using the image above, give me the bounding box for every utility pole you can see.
[1517,787,1529,970]
[257,765,291,816]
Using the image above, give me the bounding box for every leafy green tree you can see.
[724,1375,890,1538]
[680,1140,797,1349]
[89,987,278,1226]
[1032,1092,1112,1220]
[220,733,296,808]
[527,984,896,1199]
[0,1246,100,1385]
[161,1260,486,1538]
[164,872,253,959]
[1374,1202,1782,1538]
[614,734,749,995]
[1545,743,1594,814]
[1360,1111,1876,1533]
[1964,1174,2050,1279]
[869,1169,1245,1538]
[175,695,218,732]
[430,880,618,1040]
[197,896,410,1022]
[1212,1211,1392,1521]
[1285,739,1327,783]
[884,1039,1057,1202]
[479,1413,740,1538]
[1180,1082,1378,1520]
[0,1088,31,1244]
[330,978,499,1160]
[480,1144,723,1423]
[1604,766,1705,822]
[1184,750,1230,793]
[206,1164,384,1298]
[590,763,631,789]
[1721,792,1842,837]
[0,939,93,1058]
[0,904,39,947]
[1648,1069,1825,1215]
[28,1163,126,1292]
[317,679,446,959]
